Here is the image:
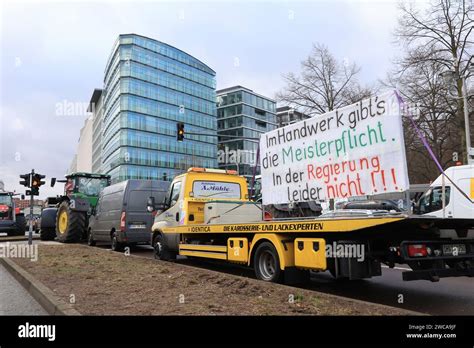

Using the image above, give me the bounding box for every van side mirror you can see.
[147,197,155,212]
[51,178,56,187]
[21,194,25,200]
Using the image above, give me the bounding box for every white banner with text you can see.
[259,91,409,205]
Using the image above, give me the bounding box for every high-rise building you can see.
[216,86,277,179]
[69,117,93,173]
[91,34,217,183]
[89,89,104,173]
[275,106,311,128]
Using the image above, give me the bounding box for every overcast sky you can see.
[0,0,403,199]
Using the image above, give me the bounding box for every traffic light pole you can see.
[28,170,34,245]
[28,187,34,245]
[19,169,45,245]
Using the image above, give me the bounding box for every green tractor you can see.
[39,172,110,243]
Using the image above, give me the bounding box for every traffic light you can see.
[177,122,185,141]
[32,173,46,188]
[19,173,31,187]
[31,173,45,196]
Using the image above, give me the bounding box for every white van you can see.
[416,165,474,239]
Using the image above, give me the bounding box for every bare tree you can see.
[395,0,473,163]
[277,44,372,116]
[385,55,459,182]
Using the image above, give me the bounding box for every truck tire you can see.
[153,233,176,261]
[55,201,86,243]
[10,215,26,236]
[254,242,283,283]
[40,228,56,241]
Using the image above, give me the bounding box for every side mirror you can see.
[412,201,420,215]
[21,194,25,200]
[51,178,56,187]
[147,196,155,212]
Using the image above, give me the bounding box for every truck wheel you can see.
[111,232,124,252]
[254,242,283,283]
[40,228,56,241]
[87,229,96,246]
[55,201,85,243]
[11,215,26,236]
[153,234,176,261]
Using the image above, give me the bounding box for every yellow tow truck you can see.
[149,167,474,283]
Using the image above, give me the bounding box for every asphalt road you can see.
[306,266,474,315]
[120,244,474,315]
[0,263,46,315]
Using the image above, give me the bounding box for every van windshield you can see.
[418,186,450,214]
[192,181,241,199]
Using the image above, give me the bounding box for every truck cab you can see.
[415,165,474,239]
[150,167,259,259]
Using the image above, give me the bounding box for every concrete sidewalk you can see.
[0,262,46,315]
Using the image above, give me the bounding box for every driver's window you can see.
[419,186,450,213]
[430,186,450,211]
[169,182,182,207]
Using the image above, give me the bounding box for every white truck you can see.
[415,164,474,239]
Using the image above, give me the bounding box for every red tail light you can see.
[407,244,428,257]
[14,207,20,215]
[264,211,272,221]
[120,212,126,232]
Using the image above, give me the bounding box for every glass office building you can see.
[275,106,311,128]
[217,86,277,178]
[95,34,217,183]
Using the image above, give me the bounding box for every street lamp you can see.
[440,67,473,164]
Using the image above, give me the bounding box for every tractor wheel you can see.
[55,201,86,243]
[40,228,56,241]
[10,215,26,236]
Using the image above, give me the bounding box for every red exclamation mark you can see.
[391,168,398,190]
[371,172,377,193]
[381,170,387,191]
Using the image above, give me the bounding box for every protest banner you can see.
[259,91,409,205]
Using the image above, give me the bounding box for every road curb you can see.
[0,257,81,316]
[0,235,40,243]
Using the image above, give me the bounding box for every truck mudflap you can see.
[400,239,474,281]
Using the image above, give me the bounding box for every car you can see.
[88,179,169,251]
[341,200,402,212]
